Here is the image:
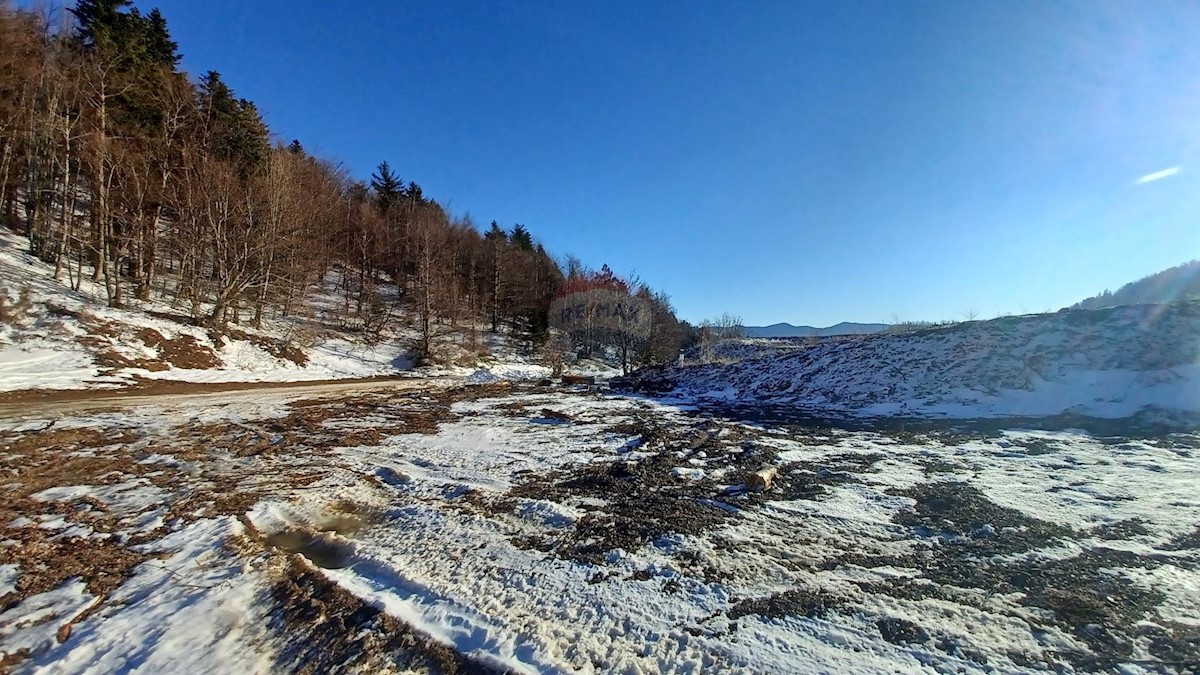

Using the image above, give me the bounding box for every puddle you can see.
[266,529,354,569]
[315,513,366,535]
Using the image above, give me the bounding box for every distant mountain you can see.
[1071,260,1200,310]
[742,322,889,338]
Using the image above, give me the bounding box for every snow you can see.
[223,392,1199,672]
[0,564,18,598]
[16,518,280,675]
[4,228,1200,671]
[0,228,564,393]
[2,385,1197,671]
[0,581,95,665]
[33,482,170,521]
[671,466,707,480]
[665,302,1200,420]
[0,345,116,392]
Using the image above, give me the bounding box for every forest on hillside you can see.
[0,0,690,365]
[1071,260,1200,311]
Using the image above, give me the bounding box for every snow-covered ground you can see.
[2,383,1196,673]
[0,228,596,392]
[655,303,1200,421]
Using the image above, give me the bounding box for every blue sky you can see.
[119,0,1199,326]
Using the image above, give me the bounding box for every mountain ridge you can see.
[742,322,889,338]
[1071,260,1200,310]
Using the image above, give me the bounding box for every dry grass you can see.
[0,286,33,325]
[74,319,222,373]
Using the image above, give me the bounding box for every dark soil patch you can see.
[75,319,221,371]
[728,588,841,620]
[1012,437,1060,455]
[0,426,140,455]
[1163,525,1200,552]
[1143,434,1200,450]
[853,482,1186,669]
[921,458,965,476]
[537,461,731,564]
[77,335,169,372]
[1090,518,1152,541]
[486,417,780,564]
[0,530,152,614]
[154,334,221,369]
[267,559,498,674]
[749,452,885,502]
[1139,622,1200,668]
[893,481,1073,550]
[876,617,931,645]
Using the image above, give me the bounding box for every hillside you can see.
[637,303,1200,420]
[742,321,888,338]
[1072,260,1200,310]
[0,228,566,392]
[0,3,685,387]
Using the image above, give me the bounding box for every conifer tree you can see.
[510,224,533,251]
[370,161,403,214]
[405,180,423,205]
[143,9,180,67]
[199,71,268,171]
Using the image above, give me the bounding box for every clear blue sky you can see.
[120,0,1199,326]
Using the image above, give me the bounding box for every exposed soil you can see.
[135,328,222,370]
[479,415,778,564]
[827,480,1193,670]
[0,374,448,416]
[728,587,842,620]
[266,559,499,674]
[876,617,931,646]
[3,383,1197,672]
[0,383,500,668]
[1091,518,1152,540]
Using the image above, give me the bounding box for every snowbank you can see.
[659,302,1200,419]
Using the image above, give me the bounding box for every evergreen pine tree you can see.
[485,221,506,242]
[71,0,137,52]
[199,71,269,170]
[370,162,403,214]
[143,8,181,67]
[406,181,424,204]
[510,224,533,251]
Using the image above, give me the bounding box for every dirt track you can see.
[0,376,457,420]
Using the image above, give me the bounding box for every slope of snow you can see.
[0,227,566,392]
[663,302,1200,420]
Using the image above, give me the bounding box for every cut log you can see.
[746,465,778,492]
[561,375,595,386]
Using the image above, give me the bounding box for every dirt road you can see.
[0,375,458,420]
